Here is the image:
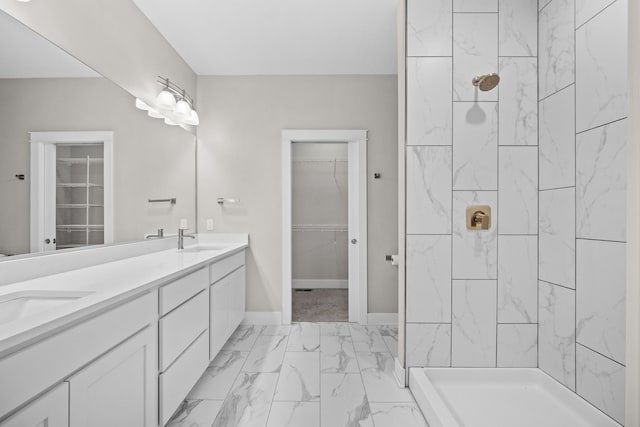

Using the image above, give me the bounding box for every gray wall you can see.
[0,78,196,255]
[196,75,398,314]
[538,0,627,423]
[0,0,196,113]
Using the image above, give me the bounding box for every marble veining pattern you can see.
[539,188,576,289]
[539,281,576,390]
[575,0,615,28]
[321,373,374,427]
[406,235,452,323]
[576,344,625,425]
[498,236,538,323]
[188,351,249,400]
[287,322,320,352]
[451,280,497,367]
[454,0,498,12]
[222,325,264,351]
[321,335,359,373]
[499,0,537,56]
[211,372,279,427]
[576,120,626,241]
[499,58,538,147]
[349,324,389,352]
[538,0,575,98]
[407,0,452,56]
[356,352,414,402]
[452,191,498,279]
[499,147,538,234]
[274,352,320,401]
[320,322,351,336]
[407,58,453,146]
[266,402,320,427]
[453,102,498,190]
[406,323,452,367]
[539,85,575,190]
[242,335,288,373]
[576,239,626,364]
[370,403,429,427]
[166,400,224,427]
[406,146,452,234]
[171,324,424,427]
[453,13,498,102]
[497,324,538,367]
[576,0,627,132]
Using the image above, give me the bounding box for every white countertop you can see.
[0,235,248,357]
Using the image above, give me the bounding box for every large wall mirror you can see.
[0,10,196,258]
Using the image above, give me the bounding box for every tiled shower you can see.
[404,0,627,424]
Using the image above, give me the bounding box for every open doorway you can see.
[282,129,368,325]
[291,142,349,321]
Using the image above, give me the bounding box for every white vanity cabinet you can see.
[0,383,69,427]
[68,327,156,427]
[157,267,210,426]
[209,251,246,358]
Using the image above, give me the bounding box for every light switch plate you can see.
[206,219,214,231]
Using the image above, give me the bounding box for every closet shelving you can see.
[56,151,105,249]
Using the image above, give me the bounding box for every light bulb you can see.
[174,99,192,119]
[164,117,179,126]
[184,109,200,126]
[156,90,176,110]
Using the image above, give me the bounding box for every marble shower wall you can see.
[538,0,627,424]
[406,0,538,370]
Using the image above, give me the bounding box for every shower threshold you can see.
[409,368,619,427]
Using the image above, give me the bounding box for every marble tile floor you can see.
[167,323,428,427]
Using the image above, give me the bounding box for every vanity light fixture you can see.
[135,76,199,128]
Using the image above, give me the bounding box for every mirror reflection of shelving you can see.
[55,144,104,249]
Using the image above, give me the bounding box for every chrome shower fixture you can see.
[472,73,500,91]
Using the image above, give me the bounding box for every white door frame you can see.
[282,129,368,325]
[30,131,114,252]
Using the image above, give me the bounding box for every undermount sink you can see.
[0,290,94,325]
[179,245,229,253]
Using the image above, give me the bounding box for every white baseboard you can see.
[367,313,398,325]
[292,279,348,289]
[394,357,407,387]
[242,311,282,325]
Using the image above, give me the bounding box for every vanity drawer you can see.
[210,250,245,284]
[159,290,208,371]
[159,331,209,426]
[159,267,208,315]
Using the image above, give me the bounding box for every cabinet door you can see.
[68,327,156,427]
[209,279,229,359]
[228,266,246,336]
[0,383,68,427]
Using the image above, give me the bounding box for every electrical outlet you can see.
[206,218,214,231]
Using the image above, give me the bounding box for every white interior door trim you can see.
[282,129,368,325]
[30,131,114,252]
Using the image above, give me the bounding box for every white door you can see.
[67,327,156,427]
[282,130,368,325]
[30,131,113,253]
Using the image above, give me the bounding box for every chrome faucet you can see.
[177,228,195,250]
[145,228,164,239]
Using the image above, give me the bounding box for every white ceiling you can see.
[0,10,98,78]
[133,0,399,76]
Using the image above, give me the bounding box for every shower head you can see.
[472,73,500,91]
